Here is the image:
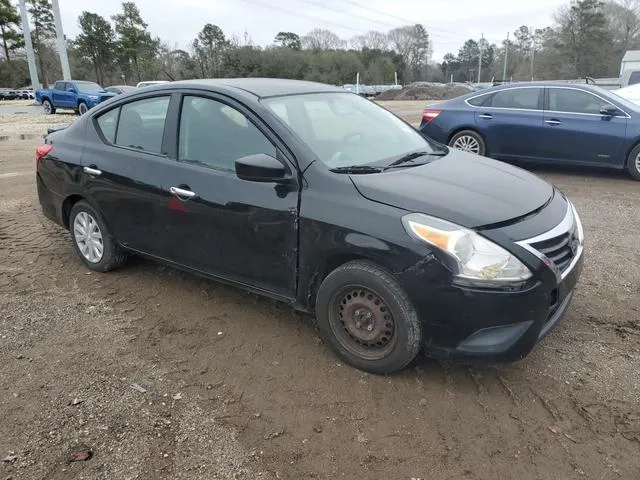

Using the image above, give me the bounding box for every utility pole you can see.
[18,0,41,89]
[502,32,509,82]
[477,33,484,83]
[530,26,535,81]
[51,0,71,80]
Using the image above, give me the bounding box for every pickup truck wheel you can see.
[315,260,422,374]
[43,99,55,115]
[69,201,127,272]
[78,102,88,115]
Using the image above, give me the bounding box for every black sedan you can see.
[36,79,584,374]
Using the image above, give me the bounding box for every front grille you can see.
[529,223,578,272]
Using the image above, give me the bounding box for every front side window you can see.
[263,93,432,169]
[178,96,276,171]
[114,96,170,153]
[548,88,606,114]
[488,88,541,110]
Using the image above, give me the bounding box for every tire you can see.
[42,99,55,115]
[69,200,127,272]
[78,102,88,115]
[315,260,422,374]
[626,143,640,180]
[449,130,486,156]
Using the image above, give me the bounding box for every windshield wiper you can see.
[385,150,447,169]
[330,165,383,174]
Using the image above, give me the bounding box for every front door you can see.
[155,93,299,297]
[541,87,628,165]
[473,87,545,160]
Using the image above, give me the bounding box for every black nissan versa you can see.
[36,78,584,374]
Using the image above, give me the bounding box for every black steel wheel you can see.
[316,260,422,374]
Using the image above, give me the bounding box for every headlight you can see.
[88,95,99,100]
[402,213,532,283]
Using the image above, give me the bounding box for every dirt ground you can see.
[1,103,639,480]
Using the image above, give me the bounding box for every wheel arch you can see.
[61,194,109,231]
[447,126,486,145]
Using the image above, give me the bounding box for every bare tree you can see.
[301,28,345,50]
[349,30,389,51]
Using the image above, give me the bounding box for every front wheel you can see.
[315,260,422,374]
[42,99,55,115]
[626,144,640,180]
[78,102,88,115]
[449,130,486,156]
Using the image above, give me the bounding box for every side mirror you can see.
[67,87,77,93]
[235,153,288,182]
[600,104,620,116]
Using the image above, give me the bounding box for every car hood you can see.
[350,150,554,228]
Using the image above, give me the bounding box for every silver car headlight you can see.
[402,213,533,283]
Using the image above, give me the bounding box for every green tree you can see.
[274,31,301,50]
[192,23,227,77]
[75,12,116,85]
[0,0,23,61]
[387,24,430,81]
[27,0,54,85]
[112,2,159,83]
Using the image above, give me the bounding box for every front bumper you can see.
[397,200,584,364]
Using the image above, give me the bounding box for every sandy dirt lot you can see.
[1,102,639,479]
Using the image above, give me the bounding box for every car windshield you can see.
[262,92,436,169]
[76,82,104,93]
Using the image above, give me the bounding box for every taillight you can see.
[422,109,442,123]
[35,144,53,173]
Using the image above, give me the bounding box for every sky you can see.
[56,0,570,61]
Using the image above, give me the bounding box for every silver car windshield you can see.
[262,93,434,168]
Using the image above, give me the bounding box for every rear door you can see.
[52,82,68,107]
[541,87,628,165]
[81,93,176,254]
[471,87,545,160]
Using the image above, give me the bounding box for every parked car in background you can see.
[420,82,640,180]
[612,83,640,105]
[136,80,169,88]
[105,85,136,95]
[35,81,116,115]
[36,78,583,374]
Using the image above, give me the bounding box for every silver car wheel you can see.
[452,135,481,154]
[635,152,640,173]
[73,212,104,263]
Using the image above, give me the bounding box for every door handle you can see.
[545,119,561,126]
[83,166,102,176]
[478,113,493,119]
[170,186,196,199]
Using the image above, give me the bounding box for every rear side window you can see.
[467,94,490,106]
[488,88,541,110]
[629,71,640,86]
[114,96,170,154]
[178,95,276,171]
[547,88,604,114]
[96,108,119,143]
[54,81,65,91]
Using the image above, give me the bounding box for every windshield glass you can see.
[262,93,435,168]
[76,82,104,93]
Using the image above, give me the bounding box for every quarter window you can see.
[547,89,605,114]
[178,96,277,171]
[467,94,490,107]
[488,88,541,110]
[114,96,170,154]
[96,108,119,143]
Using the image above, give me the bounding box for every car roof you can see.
[474,82,608,93]
[165,78,345,98]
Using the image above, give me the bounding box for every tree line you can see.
[0,0,639,88]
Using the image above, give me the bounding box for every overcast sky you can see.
[56,0,570,61]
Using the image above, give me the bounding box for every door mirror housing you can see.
[600,104,621,116]
[67,86,77,94]
[235,153,288,183]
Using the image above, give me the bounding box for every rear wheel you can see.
[78,102,88,115]
[449,130,486,156]
[69,201,127,272]
[43,99,55,115]
[315,260,422,374]
[626,144,640,180]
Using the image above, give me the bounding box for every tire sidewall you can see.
[43,100,52,114]
[315,262,422,374]
[78,102,88,115]
[450,130,487,156]
[627,144,640,180]
[69,201,118,272]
